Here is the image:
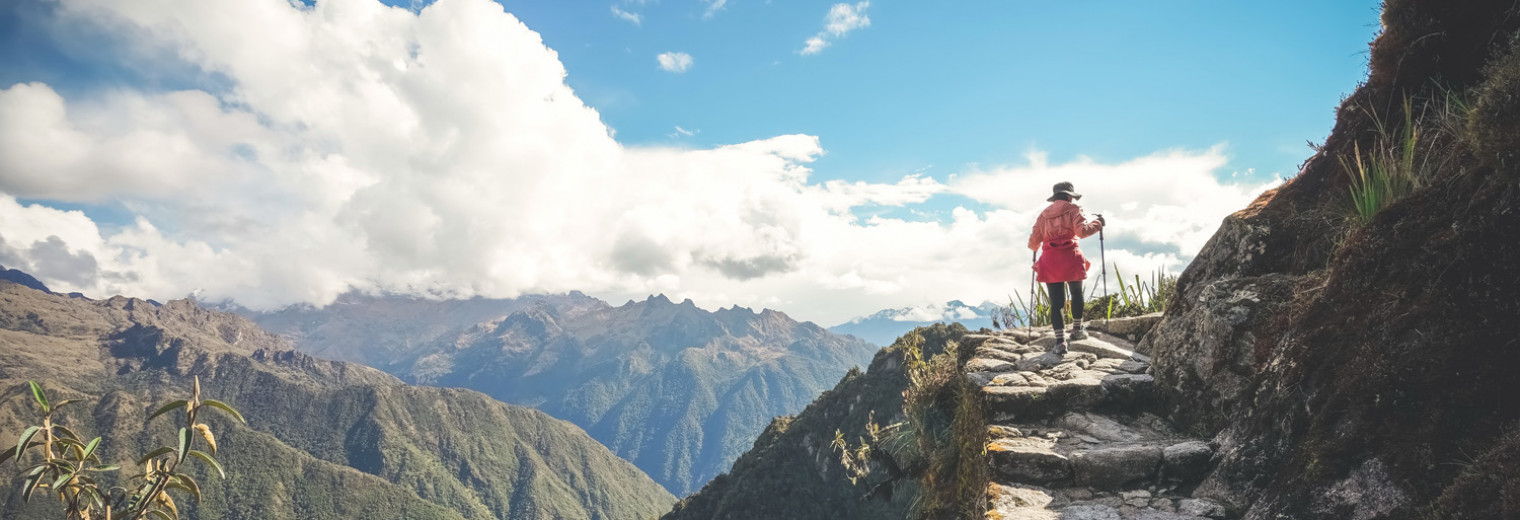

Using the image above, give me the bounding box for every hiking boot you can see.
[1069,323,1088,341]
[1049,338,1068,356]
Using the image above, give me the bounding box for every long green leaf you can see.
[88,463,120,472]
[197,399,245,424]
[147,510,174,520]
[82,437,102,462]
[172,473,202,503]
[186,450,225,479]
[15,426,40,463]
[20,465,45,501]
[136,446,175,466]
[147,400,189,424]
[51,471,75,491]
[176,428,191,464]
[28,381,49,413]
[52,424,81,441]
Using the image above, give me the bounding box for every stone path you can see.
[964,329,1232,520]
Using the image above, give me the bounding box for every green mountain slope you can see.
[248,293,878,495]
[663,323,969,520]
[0,281,673,520]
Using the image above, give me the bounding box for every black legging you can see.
[1047,281,1084,334]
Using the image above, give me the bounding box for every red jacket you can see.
[1028,200,1103,250]
[1028,200,1103,283]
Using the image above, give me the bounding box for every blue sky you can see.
[506,1,1380,183]
[0,0,1383,323]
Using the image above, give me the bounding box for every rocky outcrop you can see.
[1137,1,1520,518]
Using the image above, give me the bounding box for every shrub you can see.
[833,332,986,520]
[1468,34,1520,175]
[3,378,243,520]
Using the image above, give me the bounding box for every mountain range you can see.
[829,300,999,346]
[0,278,673,520]
[243,292,879,495]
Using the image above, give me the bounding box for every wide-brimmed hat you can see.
[1046,181,1082,202]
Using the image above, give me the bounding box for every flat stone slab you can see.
[989,438,1073,483]
[985,482,1220,520]
[985,374,1156,420]
[1070,444,1163,489]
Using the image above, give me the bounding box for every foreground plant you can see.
[833,332,986,519]
[3,378,243,520]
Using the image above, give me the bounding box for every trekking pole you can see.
[1097,214,1108,303]
[1028,249,1036,337]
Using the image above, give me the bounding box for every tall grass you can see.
[992,267,1177,330]
[1340,92,1472,221]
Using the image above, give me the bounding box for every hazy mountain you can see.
[0,279,673,520]
[246,293,879,495]
[830,300,999,345]
[664,323,968,520]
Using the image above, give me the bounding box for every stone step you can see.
[986,414,1213,490]
[982,372,1155,420]
[987,483,1229,520]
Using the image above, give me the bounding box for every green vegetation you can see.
[831,328,986,520]
[664,324,970,520]
[4,379,242,520]
[250,294,877,496]
[992,267,1177,329]
[1467,34,1520,175]
[0,280,674,520]
[1339,91,1474,222]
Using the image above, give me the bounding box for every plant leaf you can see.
[82,437,102,461]
[28,381,49,413]
[136,446,175,466]
[88,464,120,472]
[173,473,201,503]
[147,509,174,520]
[52,424,81,441]
[21,465,46,501]
[198,400,245,424]
[51,471,75,491]
[147,400,189,424]
[176,428,191,464]
[51,399,81,411]
[186,450,225,479]
[16,425,40,463]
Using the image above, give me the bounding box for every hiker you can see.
[1028,181,1105,355]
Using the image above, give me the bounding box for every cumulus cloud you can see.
[0,0,1274,325]
[801,2,870,55]
[656,51,693,73]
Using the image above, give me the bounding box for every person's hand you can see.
[1096,215,1106,227]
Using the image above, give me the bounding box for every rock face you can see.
[1140,1,1520,518]
[0,281,675,520]
[248,293,877,495]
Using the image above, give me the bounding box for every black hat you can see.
[1047,181,1082,202]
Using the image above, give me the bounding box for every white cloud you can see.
[699,0,729,19]
[0,0,1275,326]
[656,51,693,73]
[800,2,870,55]
[610,5,641,25]
[702,0,728,20]
[671,126,698,138]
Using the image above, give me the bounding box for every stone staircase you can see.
[964,329,1232,520]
